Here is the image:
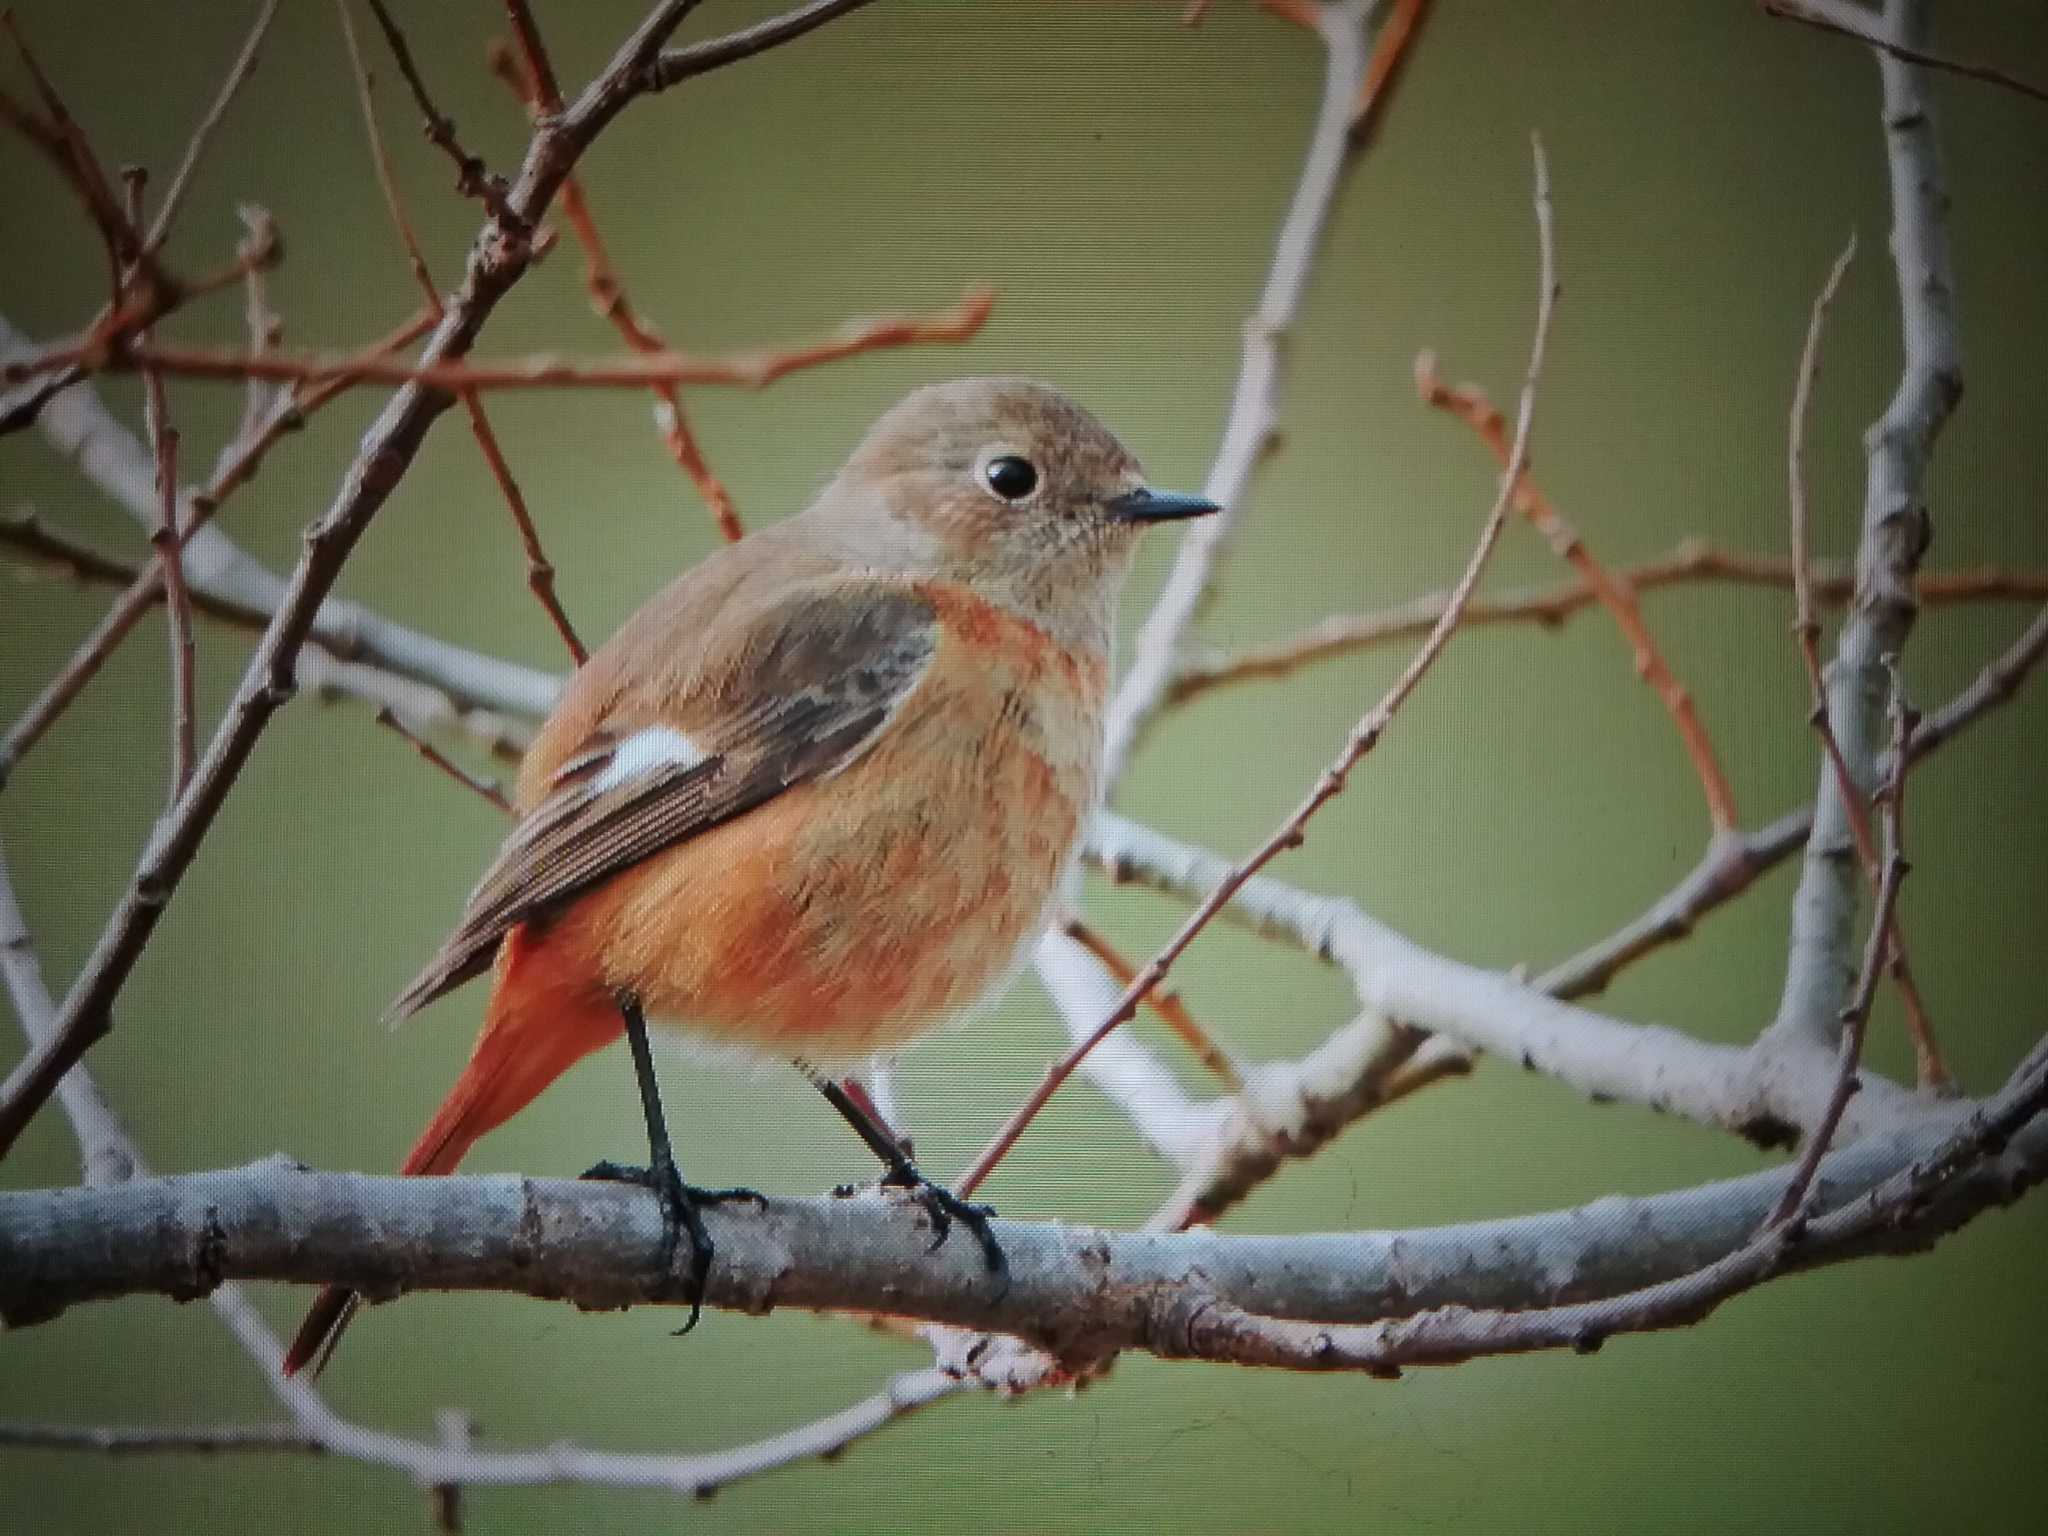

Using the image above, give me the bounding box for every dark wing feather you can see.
[387,584,939,1019]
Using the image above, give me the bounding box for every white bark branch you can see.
[1768,0,1962,1051]
[5,1081,2040,1368]
[1100,0,1377,787]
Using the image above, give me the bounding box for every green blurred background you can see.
[4,1,2046,1530]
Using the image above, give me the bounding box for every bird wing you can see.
[386,581,940,1020]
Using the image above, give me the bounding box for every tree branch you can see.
[1761,0,2048,106]
[0,0,833,1160]
[1100,0,1383,786]
[1767,0,1961,1054]
[6,1078,2040,1367]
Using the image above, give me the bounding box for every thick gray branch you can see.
[6,1096,2039,1369]
[1769,0,1962,1050]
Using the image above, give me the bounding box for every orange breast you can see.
[546,590,1107,1062]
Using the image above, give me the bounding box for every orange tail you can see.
[283,928,621,1377]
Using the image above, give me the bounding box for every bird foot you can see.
[579,1160,764,1332]
[879,1163,1008,1286]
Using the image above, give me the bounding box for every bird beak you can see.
[1104,486,1223,523]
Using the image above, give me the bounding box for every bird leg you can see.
[582,993,761,1333]
[800,1060,1008,1284]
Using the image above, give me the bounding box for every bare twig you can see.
[645,0,883,91]
[1765,666,1918,1226]
[374,708,512,815]
[0,14,154,299]
[0,0,817,1159]
[139,0,281,255]
[490,18,743,542]
[1061,916,1246,1091]
[0,1422,327,1456]
[1351,0,1431,135]
[0,308,447,788]
[968,134,1558,1196]
[335,0,587,663]
[1761,0,2048,106]
[0,839,135,1186]
[1417,362,1740,835]
[1169,541,2048,705]
[125,167,201,805]
[5,291,997,393]
[360,0,520,226]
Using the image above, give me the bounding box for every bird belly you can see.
[555,678,1095,1062]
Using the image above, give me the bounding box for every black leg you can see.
[580,995,759,1333]
[803,1062,1007,1285]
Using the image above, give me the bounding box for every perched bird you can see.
[283,376,1218,1376]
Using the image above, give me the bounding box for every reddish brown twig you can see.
[0,308,436,788]
[375,708,512,815]
[0,14,154,304]
[1419,359,1740,835]
[1061,917,1245,1091]
[359,0,519,227]
[1353,0,1431,135]
[1763,666,1918,1227]
[335,0,587,665]
[1168,541,2048,706]
[11,288,995,395]
[138,0,281,256]
[489,25,743,542]
[1786,234,1948,1091]
[1258,0,1322,33]
[0,0,794,1160]
[121,167,200,805]
[1760,0,2048,107]
[960,136,1559,1199]
[141,378,196,801]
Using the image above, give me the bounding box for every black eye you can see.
[981,455,1039,501]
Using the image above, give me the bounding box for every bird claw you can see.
[579,1160,762,1332]
[879,1165,1008,1289]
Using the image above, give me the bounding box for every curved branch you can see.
[5,1083,2040,1367]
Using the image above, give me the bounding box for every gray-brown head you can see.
[810,377,1217,628]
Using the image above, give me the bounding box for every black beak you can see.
[1105,486,1222,523]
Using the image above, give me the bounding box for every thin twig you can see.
[1764,665,1917,1227]
[374,708,512,815]
[1352,0,1431,135]
[964,133,1559,1197]
[0,308,439,788]
[360,0,520,226]
[0,0,729,1160]
[1418,362,1739,835]
[336,0,587,664]
[1167,541,2048,705]
[139,0,281,254]
[0,14,154,298]
[1760,0,2048,106]
[125,167,200,805]
[489,28,744,542]
[645,0,881,91]
[1060,917,1246,1091]
[5,292,997,393]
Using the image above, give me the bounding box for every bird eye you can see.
[981,455,1039,501]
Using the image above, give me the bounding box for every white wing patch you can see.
[590,725,709,792]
